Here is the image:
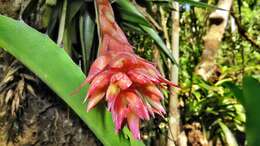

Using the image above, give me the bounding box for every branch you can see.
[231,12,260,53]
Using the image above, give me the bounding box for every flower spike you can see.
[81,0,177,139]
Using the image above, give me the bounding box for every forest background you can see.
[0,0,259,146]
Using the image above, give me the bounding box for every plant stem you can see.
[57,0,67,46]
[167,2,186,146]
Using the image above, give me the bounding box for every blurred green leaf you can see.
[219,122,238,146]
[224,82,244,105]
[178,0,216,9]
[67,0,84,23]
[46,0,57,6]
[141,25,178,65]
[122,22,144,33]
[147,0,227,10]
[46,3,60,36]
[63,17,76,56]
[0,15,144,146]
[178,0,227,10]
[63,28,72,56]
[227,76,260,146]
[243,76,260,146]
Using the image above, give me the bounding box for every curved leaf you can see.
[243,76,260,146]
[115,0,150,27]
[219,122,238,146]
[115,0,177,64]
[0,15,144,146]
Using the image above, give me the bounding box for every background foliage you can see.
[0,0,259,146]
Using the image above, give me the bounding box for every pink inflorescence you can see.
[85,50,176,139]
[82,0,176,139]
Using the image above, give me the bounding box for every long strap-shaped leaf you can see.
[0,15,144,146]
[115,0,178,65]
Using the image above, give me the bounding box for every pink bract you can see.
[82,0,177,139]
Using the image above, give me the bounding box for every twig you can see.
[231,12,260,52]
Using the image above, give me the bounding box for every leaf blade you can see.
[243,76,260,146]
[115,0,177,64]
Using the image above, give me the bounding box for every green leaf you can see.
[46,0,57,6]
[140,25,178,65]
[0,15,144,146]
[223,82,244,105]
[46,3,60,36]
[147,0,226,10]
[243,76,260,146]
[116,7,150,27]
[122,22,144,33]
[79,10,95,73]
[177,0,227,10]
[115,0,177,64]
[57,0,67,46]
[219,122,238,146]
[225,77,260,145]
[63,17,77,56]
[115,0,150,27]
[67,0,84,24]
[63,27,72,56]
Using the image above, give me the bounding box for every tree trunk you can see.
[195,0,233,81]
[167,2,187,146]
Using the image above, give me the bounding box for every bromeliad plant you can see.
[0,0,178,145]
[0,15,144,146]
[80,0,177,139]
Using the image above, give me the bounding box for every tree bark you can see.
[0,52,101,146]
[195,0,233,81]
[167,2,187,146]
[0,2,101,145]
